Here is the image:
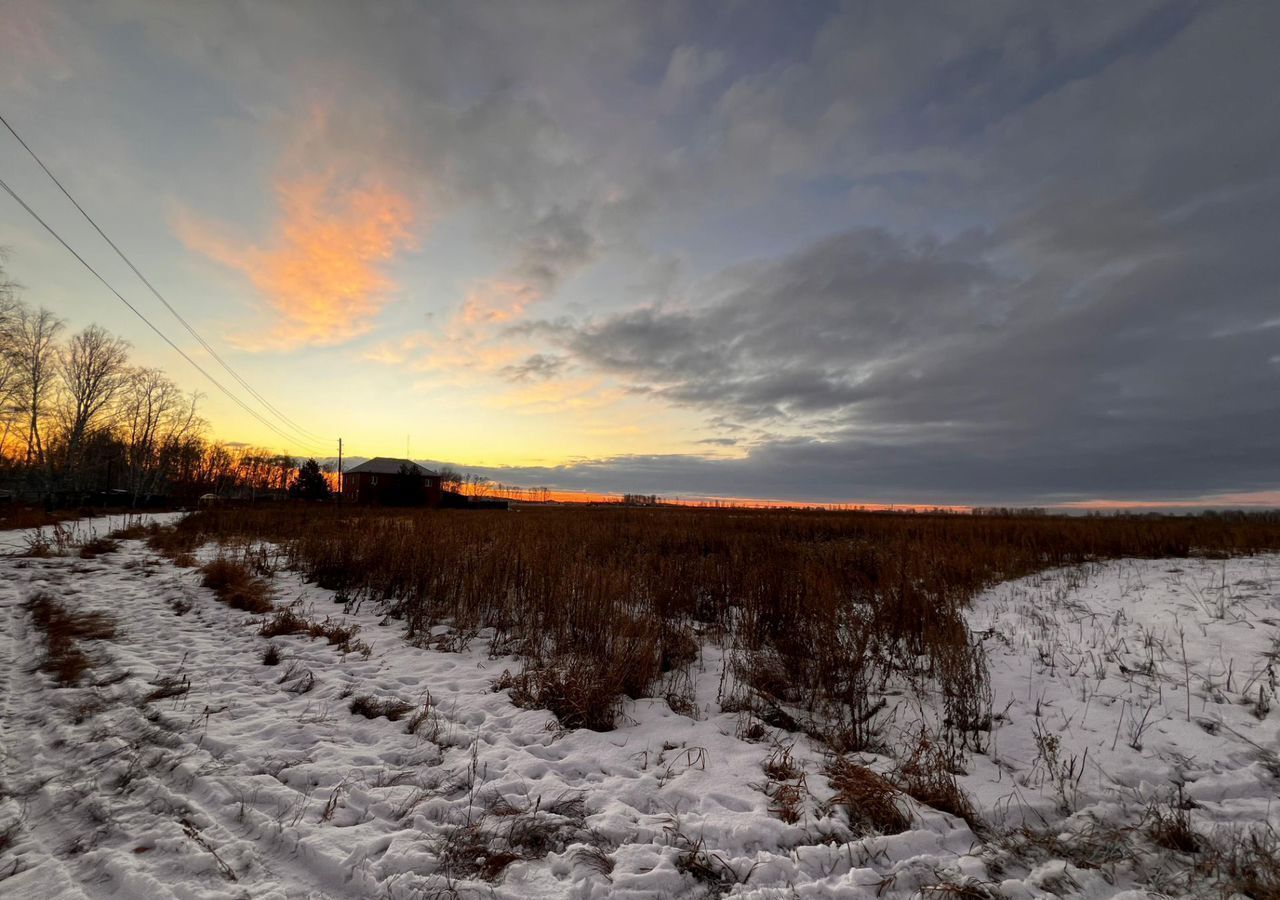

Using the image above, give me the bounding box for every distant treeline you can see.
[0,261,310,506]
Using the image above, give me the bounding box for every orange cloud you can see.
[367,328,525,377]
[482,377,623,414]
[180,167,414,350]
[460,277,544,324]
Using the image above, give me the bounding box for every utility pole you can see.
[337,437,343,505]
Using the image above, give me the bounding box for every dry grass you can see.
[434,790,595,883]
[142,673,190,703]
[405,700,441,738]
[892,734,981,831]
[349,695,414,722]
[199,558,273,613]
[258,608,369,655]
[110,521,155,541]
[494,662,623,732]
[77,536,118,559]
[146,526,203,564]
[1147,786,1200,854]
[165,506,1280,739]
[26,592,117,686]
[258,608,309,637]
[1203,825,1280,899]
[826,758,911,835]
[1000,816,1280,898]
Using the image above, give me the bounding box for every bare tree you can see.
[120,368,205,503]
[0,278,23,459]
[9,305,65,473]
[57,324,131,487]
[438,466,463,493]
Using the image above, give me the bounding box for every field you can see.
[2,507,1280,898]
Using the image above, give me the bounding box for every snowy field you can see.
[2,520,1278,898]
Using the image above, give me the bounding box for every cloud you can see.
[659,44,726,107]
[363,202,595,397]
[501,353,568,382]
[480,376,622,415]
[530,190,1280,502]
[471,2,1279,505]
[179,166,415,350]
[0,0,77,90]
[364,327,524,385]
[550,227,1009,423]
[461,205,596,323]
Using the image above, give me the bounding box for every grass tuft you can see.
[827,758,911,835]
[77,537,119,559]
[349,694,414,722]
[200,558,273,613]
[892,734,981,831]
[26,592,117,687]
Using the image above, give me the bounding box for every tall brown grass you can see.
[26,591,117,686]
[164,506,1280,738]
[199,558,273,613]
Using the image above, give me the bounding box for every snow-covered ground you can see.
[0,513,185,555]
[1,524,1277,898]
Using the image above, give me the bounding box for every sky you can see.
[0,0,1277,507]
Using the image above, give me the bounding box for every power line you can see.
[0,111,329,446]
[0,173,328,457]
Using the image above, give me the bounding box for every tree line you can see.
[0,260,309,507]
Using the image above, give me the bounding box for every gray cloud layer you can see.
[499,1,1280,504]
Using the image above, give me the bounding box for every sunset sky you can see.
[1,1,1277,507]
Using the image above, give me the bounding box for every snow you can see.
[2,523,1278,898]
[0,512,187,554]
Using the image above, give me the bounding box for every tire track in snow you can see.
[103,540,456,898]
[0,542,407,899]
[0,560,99,898]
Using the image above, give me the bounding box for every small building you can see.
[342,457,442,506]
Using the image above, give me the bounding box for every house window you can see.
[371,476,378,486]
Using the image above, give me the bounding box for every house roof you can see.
[345,457,439,476]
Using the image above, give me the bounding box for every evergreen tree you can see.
[288,458,331,501]
[389,462,426,506]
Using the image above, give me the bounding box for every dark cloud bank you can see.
[497,1,1280,506]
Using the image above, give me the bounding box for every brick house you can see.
[341,457,442,506]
